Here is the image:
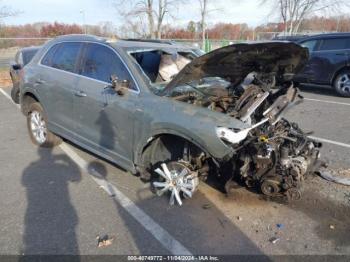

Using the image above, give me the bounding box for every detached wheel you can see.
[333,70,350,97]
[10,85,20,104]
[27,102,61,147]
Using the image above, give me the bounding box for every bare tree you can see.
[0,3,20,20]
[198,0,208,49]
[115,0,181,39]
[262,0,348,35]
[156,0,179,39]
[118,17,148,38]
[197,0,224,48]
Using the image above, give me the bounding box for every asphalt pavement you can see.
[0,85,349,257]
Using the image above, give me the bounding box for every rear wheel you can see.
[333,70,350,97]
[27,102,62,147]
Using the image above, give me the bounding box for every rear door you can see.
[38,42,83,137]
[300,37,350,84]
[73,43,139,169]
[312,37,350,84]
[294,39,319,83]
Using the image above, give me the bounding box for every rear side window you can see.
[23,49,38,65]
[319,38,348,51]
[41,42,82,73]
[80,43,136,90]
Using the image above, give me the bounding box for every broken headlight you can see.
[216,127,249,145]
[216,118,269,145]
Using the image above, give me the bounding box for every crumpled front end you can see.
[150,42,322,204]
[227,106,322,201]
[217,84,322,200]
[205,83,322,200]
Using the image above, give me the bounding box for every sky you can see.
[3,0,274,28]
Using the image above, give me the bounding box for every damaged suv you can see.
[20,35,321,205]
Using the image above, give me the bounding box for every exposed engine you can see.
[171,76,322,200]
[145,42,323,204]
[232,118,321,200]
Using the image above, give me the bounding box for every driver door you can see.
[73,43,139,170]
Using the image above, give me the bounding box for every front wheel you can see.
[27,102,62,147]
[152,161,199,206]
[333,70,350,97]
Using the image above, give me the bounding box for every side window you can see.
[23,50,38,65]
[51,43,82,72]
[42,42,82,73]
[319,38,347,51]
[41,44,60,67]
[80,43,137,90]
[300,40,317,52]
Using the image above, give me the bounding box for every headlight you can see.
[216,127,249,145]
[216,118,269,145]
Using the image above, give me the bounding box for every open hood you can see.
[164,42,308,91]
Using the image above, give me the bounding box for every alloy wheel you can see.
[30,111,47,144]
[336,73,350,94]
[153,162,198,206]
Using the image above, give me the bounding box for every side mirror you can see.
[110,75,130,96]
[12,64,23,70]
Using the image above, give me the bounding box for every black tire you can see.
[27,102,62,147]
[333,70,350,97]
[10,85,20,104]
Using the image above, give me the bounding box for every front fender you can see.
[134,125,234,167]
[133,94,247,167]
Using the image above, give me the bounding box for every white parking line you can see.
[0,88,192,256]
[60,144,192,255]
[0,88,16,104]
[309,136,350,149]
[304,97,350,106]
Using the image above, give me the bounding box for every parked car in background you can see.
[19,35,321,205]
[10,46,41,103]
[122,38,206,57]
[273,34,308,43]
[293,33,350,97]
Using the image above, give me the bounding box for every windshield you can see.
[127,47,201,94]
[163,77,232,97]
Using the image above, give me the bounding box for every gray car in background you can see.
[10,46,41,103]
[19,34,321,205]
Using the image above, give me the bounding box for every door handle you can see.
[74,90,87,97]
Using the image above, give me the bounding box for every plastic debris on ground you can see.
[269,237,280,244]
[97,235,115,248]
